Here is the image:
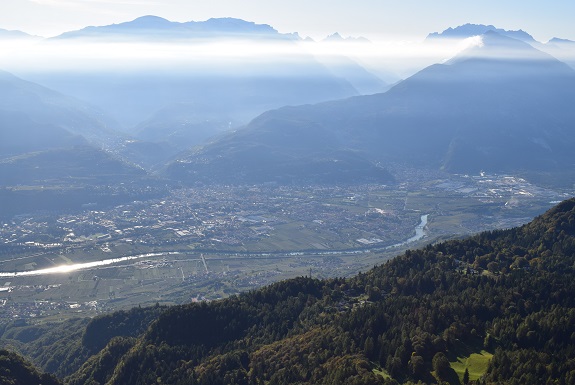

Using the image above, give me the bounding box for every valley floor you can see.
[0,171,570,321]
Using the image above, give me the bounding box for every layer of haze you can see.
[0,36,477,78]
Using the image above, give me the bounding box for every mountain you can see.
[15,17,389,134]
[165,101,394,184]
[548,37,575,45]
[23,16,363,130]
[323,32,371,43]
[122,102,237,168]
[127,59,387,163]
[24,58,360,129]
[0,70,152,208]
[0,145,154,216]
[0,349,60,385]
[0,28,40,40]
[0,146,145,185]
[427,23,537,43]
[133,102,235,148]
[316,55,389,95]
[0,70,119,149]
[4,198,575,384]
[0,110,86,158]
[539,37,575,70]
[52,15,299,41]
[166,32,575,185]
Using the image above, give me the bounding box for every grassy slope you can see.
[450,350,493,382]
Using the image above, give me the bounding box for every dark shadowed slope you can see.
[0,349,61,385]
[0,146,145,186]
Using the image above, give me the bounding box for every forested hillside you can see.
[2,198,575,385]
[0,349,60,385]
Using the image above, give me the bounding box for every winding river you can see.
[0,215,429,277]
[388,214,428,248]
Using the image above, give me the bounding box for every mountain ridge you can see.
[548,37,575,45]
[0,69,119,148]
[165,31,575,185]
[52,16,299,41]
[427,23,536,43]
[323,32,370,43]
[0,28,40,39]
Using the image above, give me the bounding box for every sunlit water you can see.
[389,214,428,248]
[0,215,428,277]
[0,252,182,277]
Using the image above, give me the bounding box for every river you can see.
[0,214,428,277]
[387,214,428,248]
[0,252,182,278]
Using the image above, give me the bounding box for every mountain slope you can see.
[0,28,40,40]
[317,55,389,95]
[0,70,119,149]
[166,108,394,184]
[0,70,151,191]
[0,110,86,158]
[0,349,60,385]
[167,32,575,184]
[133,102,235,150]
[540,37,575,70]
[0,146,145,185]
[18,197,571,385]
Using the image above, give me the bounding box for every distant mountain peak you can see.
[427,23,536,43]
[323,32,370,43]
[133,15,168,22]
[480,29,532,46]
[52,16,297,41]
[325,32,343,40]
[0,28,40,39]
[547,37,575,45]
[445,30,564,66]
[127,15,172,27]
[200,17,276,31]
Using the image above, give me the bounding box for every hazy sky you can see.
[1,0,574,42]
